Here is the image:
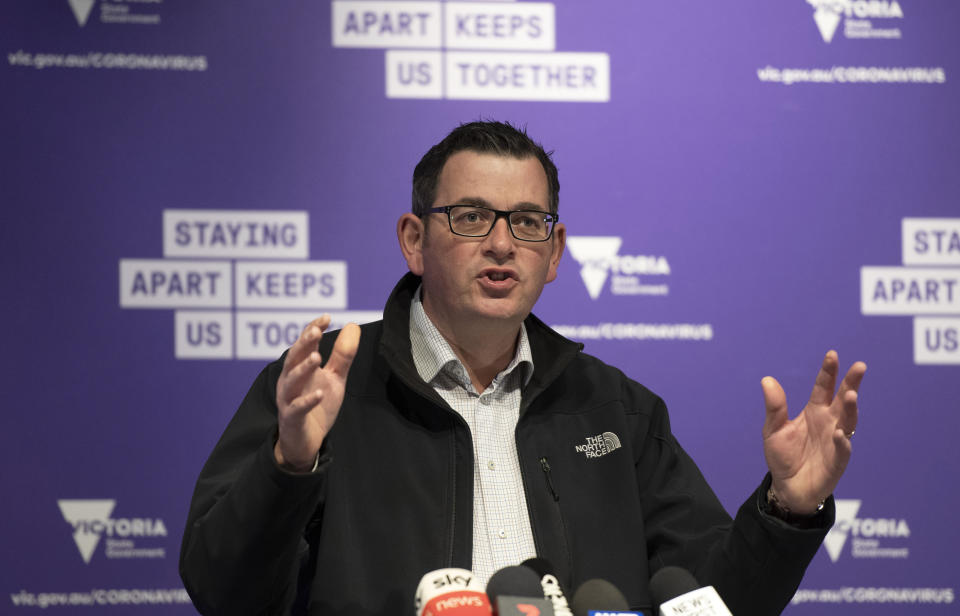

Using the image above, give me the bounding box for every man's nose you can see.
[483,217,515,255]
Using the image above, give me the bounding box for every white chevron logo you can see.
[58,499,116,563]
[67,0,96,27]
[566,236,622,300]
[823,499,860,561]
[807,0,844,42]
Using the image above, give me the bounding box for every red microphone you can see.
[415,568,493,616]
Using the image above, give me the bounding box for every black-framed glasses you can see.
[427,205,559,242]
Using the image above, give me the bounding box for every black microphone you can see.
[569,578,636,616]
[521,558,572,616]
[649,567,732,616]
[487,565,555,616]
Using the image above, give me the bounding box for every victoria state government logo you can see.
[806,0,904,43]
[65,0,163,27]
[566,236,670,300]
[822,499,910,562]
[67,0,95,26]
[58,500,168,563]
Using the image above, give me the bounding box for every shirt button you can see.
[497,529,507,539]
[480,396,491,405]
[487,460,496,471]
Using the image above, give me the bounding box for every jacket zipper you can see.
[537,454,573,585]
[540,457,560,502]
[392,366,471,569]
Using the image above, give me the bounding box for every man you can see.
[180,121,865,616]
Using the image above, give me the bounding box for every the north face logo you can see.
[574,432,622,459]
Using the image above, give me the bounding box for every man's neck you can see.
[446,329,518,393]
[421,303,521,393]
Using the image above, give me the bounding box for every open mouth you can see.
[480,268,518,284]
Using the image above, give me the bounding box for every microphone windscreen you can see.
[520,557,554,579]
[569,578,629,616]
[486,565,544,603]
[648,567,699,609]
[415,568,486,615]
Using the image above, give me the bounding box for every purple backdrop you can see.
[2,0,958,613]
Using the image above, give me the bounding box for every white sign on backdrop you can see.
[334,0,610,101]
[120,210,380,360]
[861,218,960,365]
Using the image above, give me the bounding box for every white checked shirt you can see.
[409,288,538,585]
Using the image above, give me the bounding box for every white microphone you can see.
[415,568,493,616]
[649,567,732,616]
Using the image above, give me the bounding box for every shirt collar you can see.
[409,286,534,390]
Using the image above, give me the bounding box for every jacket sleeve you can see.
[636,394,833,616]
[179,359,329,616]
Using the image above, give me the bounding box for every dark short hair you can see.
[412,121,559,216]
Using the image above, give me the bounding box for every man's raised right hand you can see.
[274,315,361,472]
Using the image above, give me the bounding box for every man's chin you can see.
[469,298,530,325]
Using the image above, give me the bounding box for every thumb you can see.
[761,376,788,438]
[325,323,361,378]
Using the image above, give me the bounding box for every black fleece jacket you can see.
[180,273,833,616]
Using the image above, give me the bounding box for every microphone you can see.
[521,558,573,616]
[649,567,732,616]
[415,568,492,616]
[487,565,555,616]
[569,578,641,616]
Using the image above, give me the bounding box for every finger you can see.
[277,351,324,406]
[807,350,839,406]
[838,388,859,437]
[324,323,361,379]
[831,427,853,470]
[835,360,867,400]
[761,376,789,438]
[283,315,332,369]
[284,387,324,418]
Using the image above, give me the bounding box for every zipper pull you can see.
[540,456,560,502]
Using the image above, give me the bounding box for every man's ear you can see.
[397,213,426,275]
[545,222,566,283]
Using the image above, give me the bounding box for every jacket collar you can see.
[378,272,583,413]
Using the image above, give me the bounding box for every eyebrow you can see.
[453,197,547,211]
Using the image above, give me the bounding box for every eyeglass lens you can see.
[449,206,552,240]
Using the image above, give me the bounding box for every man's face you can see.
[404,150,565,335]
